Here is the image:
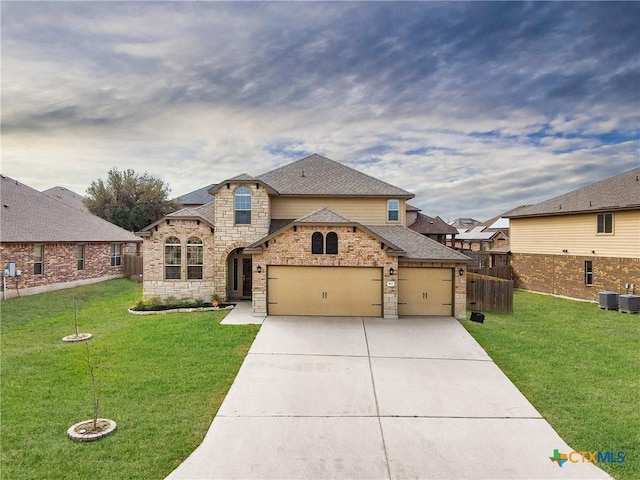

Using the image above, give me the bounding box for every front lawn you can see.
[1,279,259,480]
[463,290,639,480]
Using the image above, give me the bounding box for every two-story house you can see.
[138,154,469,319]
[506,167,640,301]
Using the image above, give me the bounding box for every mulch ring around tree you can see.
[67,418,116,442]
[62,333,93,342]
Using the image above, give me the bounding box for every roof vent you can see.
[301,170,306,178]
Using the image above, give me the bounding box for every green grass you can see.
[1,279,259,480]
[463,290,640,480]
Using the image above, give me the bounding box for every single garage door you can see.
[398,267,453,316]
[267,266,382,316]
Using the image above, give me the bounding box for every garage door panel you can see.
[268,266,382,317]
[398,268,453,316]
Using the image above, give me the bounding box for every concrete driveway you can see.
[167,316,611,480]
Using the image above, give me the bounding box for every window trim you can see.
[387,199,400,223]
[77,244,85,271]
[585,260,593,286]
[33,244,44,275]
[110,243,122,267]
[596,213,614,235]
[164,236,182,280]
[186,236,204,280]
[234,186,252,225]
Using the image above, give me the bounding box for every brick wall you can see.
[252,225,398,317]
[0,241,136,298]
[512,253,640,301]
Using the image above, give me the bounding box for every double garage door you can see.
[267,266,383,317]
[267,265,454,317]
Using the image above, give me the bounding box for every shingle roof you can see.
[42,186,89,212]
[1,175,141,243]
[366,225,470,262]
[167,201,215,224]
[245,208,468,263]
[174,184,216,206]
[296,207,353,224]
[507,167,640,218]
[409,213,458,235]
[256,154,414,198]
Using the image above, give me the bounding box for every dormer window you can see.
[387,199,400,222]
[234,187,252,225]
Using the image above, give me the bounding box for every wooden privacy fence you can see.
[123,254,143,279]
[467,272,513,313]
[468,266,513,280]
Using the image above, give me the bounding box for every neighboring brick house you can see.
[506,168,640,301]
[138,154,470,319]
[0,175,141,299]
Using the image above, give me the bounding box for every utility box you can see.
[598,291,619,310]
[619,295,640,314]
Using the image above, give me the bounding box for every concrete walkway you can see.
[167,316,611,480]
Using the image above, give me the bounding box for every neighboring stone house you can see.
[506,167,640,301]
[0,175,141,298]
[137,154,470,319]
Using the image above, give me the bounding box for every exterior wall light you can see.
[256,265,262,274]
[389,267,395,276]
[459,268,464,276]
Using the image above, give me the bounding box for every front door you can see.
[242,258,252,298]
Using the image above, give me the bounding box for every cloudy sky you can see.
[2,1,638,221]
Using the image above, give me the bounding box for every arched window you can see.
[186,236,203,280]
[311,232,324,254]
[234,187,252,224]
[164,236,181,280]
[326,232,338,254]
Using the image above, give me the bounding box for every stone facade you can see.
[399,260,467,319]
[251,225,398,317]
[212,182,270,299]
[142,218,216,301]
[0,241,136,298]
[511,252,640,301]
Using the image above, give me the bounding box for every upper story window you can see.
[597,213,613,234]
[77,244,85,270]
[234,187,252,225]
[312,232,324,254]
[164,236,182,280]
[186,236,203,280]
[326,232,338,254]
[387,199,400,222]
[33,244,44,275]
[110,243,122,266]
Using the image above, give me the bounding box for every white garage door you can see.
[267,266,382,316]
[398,267,453,316]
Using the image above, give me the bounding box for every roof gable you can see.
[1,175,140,243]
[409,213,458,235]
[256,154,414,198]
[174,183,216,206]
[508,167,640,218]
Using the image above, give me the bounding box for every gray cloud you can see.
[1,1,638,220]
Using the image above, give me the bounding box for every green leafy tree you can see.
[85,167,178,231]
